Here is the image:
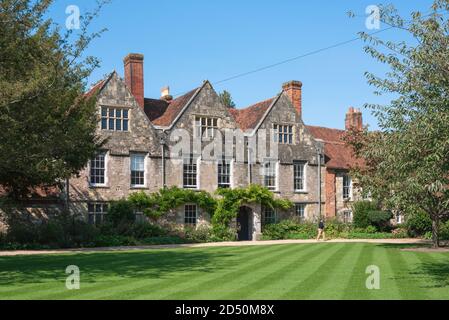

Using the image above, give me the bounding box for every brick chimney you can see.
[282,80,303,118]
[345,107,363,131]
[124,53,144,108]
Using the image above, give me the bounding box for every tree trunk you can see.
[431,216,440,249]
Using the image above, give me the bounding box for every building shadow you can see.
[0,249,236,286]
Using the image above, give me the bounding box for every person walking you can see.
[316,218,326,241]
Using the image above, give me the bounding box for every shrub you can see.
[107,200,136,227]
[353,201,392,231]
[367,210,393,231]
[140,236,187,245]
[353,201,377,228]
[212,224,236,241]
[92,235,138,247]
[438,220,449,241]
[184,225,214,243]
[262,220,318,240]
[127,222,168,239]
[406,211,432,237]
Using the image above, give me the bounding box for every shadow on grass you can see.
[0,248,236,286]
[375,243,449,290]
[413,261,449,288]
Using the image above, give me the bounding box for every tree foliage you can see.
[218,90,236,108]
[0,0,108,198]
[346,1,449,247]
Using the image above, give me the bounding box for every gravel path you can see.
[0,238,430,257]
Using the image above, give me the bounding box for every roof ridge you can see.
[238,96,276,111]
[306,124,346,132]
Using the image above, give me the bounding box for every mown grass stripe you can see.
[409,251,449,299]
[384,247,428,300]
[306,243,365,300]
[218,244,333,300]
[38,245,260,300]
[153,244,305,300]
[0,250,175,297]
[83,245,285,300]
[280,243,353,299]
[341,243,375,299]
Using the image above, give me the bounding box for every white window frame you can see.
[184,204,198,226]
[263,160,278,191]
[101,106,130,132]
[89,152,108,187]
[130,153,147,188]
[343,174,353,200]
[183,155,199,189]
[217,158,232,189]
[293,161,307,192]
[341,210,353,223]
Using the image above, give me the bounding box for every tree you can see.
[346,1,449,247]
[0,0,108,198]
[219,90,236,108]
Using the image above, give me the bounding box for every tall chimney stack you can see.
[282,81,303,118]
[124,53,144,108]
[345,107,363,131]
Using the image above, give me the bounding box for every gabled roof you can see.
[84,72,116,99]
[229,97,277,131]
[146,88,199,127]
[306,125,363,170]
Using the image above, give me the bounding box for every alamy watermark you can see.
[65,5,80,30]
[365,5,381,30]
[65,265,80,290]
[365,265,380,290]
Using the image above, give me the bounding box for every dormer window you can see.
[101,107,129,132]
[195,116,218,139]
[273,124,293,144]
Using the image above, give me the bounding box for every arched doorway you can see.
[237,206,253,241]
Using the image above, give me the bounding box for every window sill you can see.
[89,185,109,189]
[183,187,199,191]
[294,190,309,194]
[130,186,148,190]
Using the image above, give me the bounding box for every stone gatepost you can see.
[250,203,262,241]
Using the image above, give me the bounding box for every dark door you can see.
[237,207,252,241]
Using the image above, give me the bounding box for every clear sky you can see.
[48,0,433,130]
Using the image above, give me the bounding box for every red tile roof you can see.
[84,79,106,99]
[306,125,364,170]
[148,88,199,127]
[143,98,169,122]
[229,98,275,130]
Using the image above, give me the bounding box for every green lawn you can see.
[0,243,448,300]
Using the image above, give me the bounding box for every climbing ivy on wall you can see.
[127,185,293,238]
[212,184,293,227]
[128,187,216,222]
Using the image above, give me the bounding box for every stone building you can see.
[64,53,363,240]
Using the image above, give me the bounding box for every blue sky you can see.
[48,0,433,130]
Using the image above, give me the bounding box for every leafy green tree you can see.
[219,90,236,108]
[346,1,449,247]
[0,0,108,198]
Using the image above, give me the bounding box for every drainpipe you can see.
[317,148,322,219]
[247,139,252,185]
[160,132,167,189]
